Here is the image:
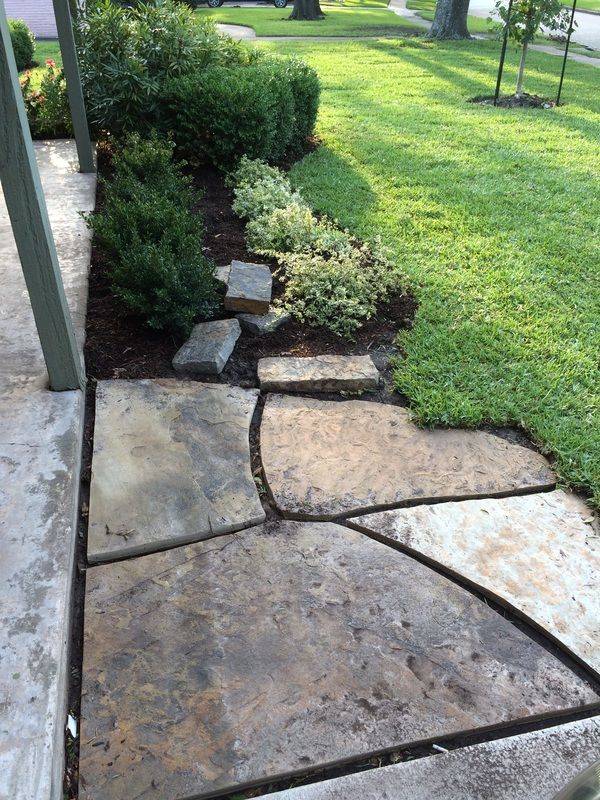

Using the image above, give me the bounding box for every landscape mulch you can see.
[84,162,417,387]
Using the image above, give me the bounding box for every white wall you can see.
[5,0,58,39]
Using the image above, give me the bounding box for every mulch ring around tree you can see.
[84,162,417,390]
[469,93,556,108]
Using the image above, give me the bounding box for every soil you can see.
[470,93,556,108]
[84,163,418,390]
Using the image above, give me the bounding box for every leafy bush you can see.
[161,59,297,166]
[20,61,73,139]
[76,0,250,133]
[230,157,404,338]
[278,247,393,338]
[87,135,218,336]
[8,18,35,71]
[229,157,304,219]
[281,58,321,145]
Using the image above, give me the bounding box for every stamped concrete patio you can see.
[78,364,600,798]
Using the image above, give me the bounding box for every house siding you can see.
[5,0,57,39]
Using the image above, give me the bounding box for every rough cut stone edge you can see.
[257,356,381,393]
[264,715,600,800]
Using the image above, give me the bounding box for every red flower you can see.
[45,59,56,68]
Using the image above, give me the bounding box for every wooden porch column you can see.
[0,1,85,390]
[52,0,95,173]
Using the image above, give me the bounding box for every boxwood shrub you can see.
[87,136,218,337]
[8,19,35,71]
[162,59,303,166]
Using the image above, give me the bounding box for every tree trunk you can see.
[289,0,325,21]
[428,0,471,39]
[515,40,528,96]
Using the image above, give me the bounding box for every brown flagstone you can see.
[260,395,555,519]
[79,521,598,800]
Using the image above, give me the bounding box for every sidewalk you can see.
[0,141,96,800]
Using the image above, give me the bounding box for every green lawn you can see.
[406,0,490,33]
[197,5,422,35]
[574,0,600,11]
[255,37,600,505]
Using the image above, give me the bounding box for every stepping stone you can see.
[260,395,555,520]
[224,260,272,315]
[172,318,240,376]
[266,715,600,800]
[79,521,598,800]
[87,380,265,562]
[258,355,380,393]
[215,264,230,294]
[351,491,600,676]
[236,308,291,335]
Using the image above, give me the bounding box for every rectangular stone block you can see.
[224,260,272,315]
[258,355,380,393]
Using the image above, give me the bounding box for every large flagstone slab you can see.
[351,491,600,677]
[260,395,555,519]
[266,715,600,800]
[87,380,264,562]
[79,521,599,800]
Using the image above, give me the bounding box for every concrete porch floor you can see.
[0,141,95,800]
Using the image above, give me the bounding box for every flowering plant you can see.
[20,59,72,138]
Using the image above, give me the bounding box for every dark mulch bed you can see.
[84,162,417,388]
[470,93,556,108]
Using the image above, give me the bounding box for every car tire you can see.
[274,0,288,7]
[207,0,224,7]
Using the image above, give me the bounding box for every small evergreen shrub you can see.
[87,135,218,337]
[230,157,405,338]
[8,18,35,71]
[282,58,321,145]
[20,61,73,139]
[161,60,297,166]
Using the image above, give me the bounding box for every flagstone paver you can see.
[79,521,599,800]
[260,395,555,519]
[350,491,600,676]
[224,260,272,314]
[172,318,241,375]
[87,380,264,562]
[266,715,600,800]
[237,308,291,335]
[258,355,380,393]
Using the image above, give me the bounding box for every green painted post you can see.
[52,0,95,173]
[0,2,85,391]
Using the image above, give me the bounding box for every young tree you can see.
[428,0,471,39]
[289,0,325,20]
[493,0,573,96]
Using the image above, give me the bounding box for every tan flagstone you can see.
[260,395,555,519]
[87,379,264,562]
[351,491,600,676]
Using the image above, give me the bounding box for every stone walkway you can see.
[0,142,96,800]
[79,336,600,799]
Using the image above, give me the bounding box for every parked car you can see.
[206,0,288,6]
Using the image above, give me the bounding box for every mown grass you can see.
[256,36,600,504]
[575,0,600,12]
[196,5,422,35]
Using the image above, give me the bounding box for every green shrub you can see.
[76,0,249,133]
[8,19,35,71]
[280,58,321,145]
[162,60,296,166]
[230,157,405,338]
[87,135,218,336]
[20,60,73,139]
[278,246,393,338]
